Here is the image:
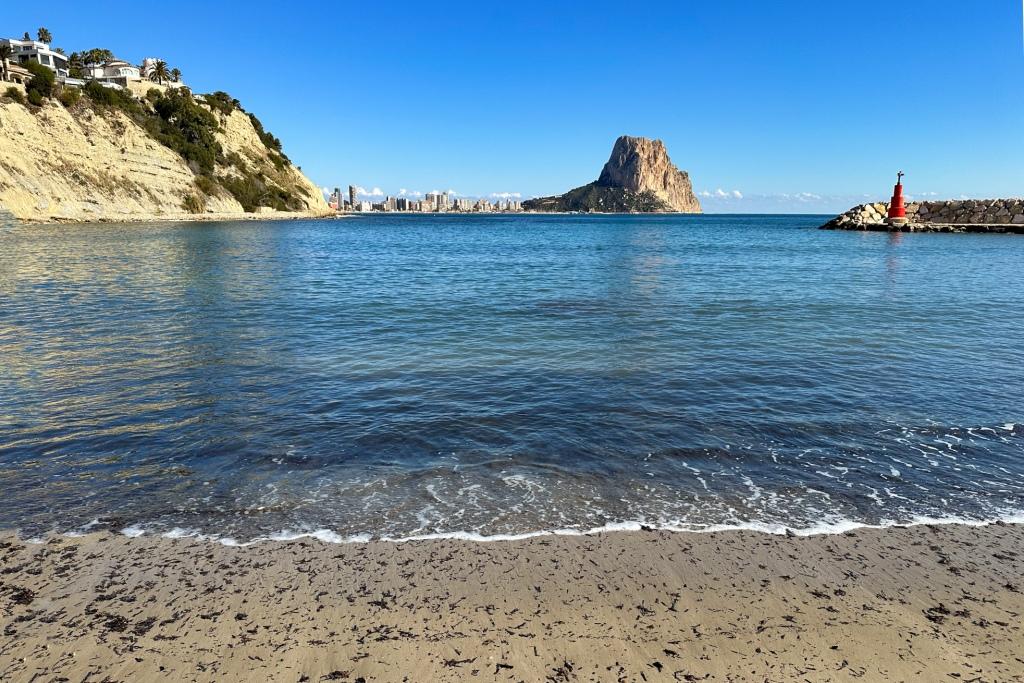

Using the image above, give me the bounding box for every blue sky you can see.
[7,1,1024,212]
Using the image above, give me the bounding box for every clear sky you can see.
[7,1,1024,212]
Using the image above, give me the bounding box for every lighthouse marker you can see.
[886,171,909,227]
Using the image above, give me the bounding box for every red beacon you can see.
[887,171,907,223]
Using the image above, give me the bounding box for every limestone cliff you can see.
[0,95,328,222]
[524,136,701,213]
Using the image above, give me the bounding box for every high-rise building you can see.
[348,186,357,210]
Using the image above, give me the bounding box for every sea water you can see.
[1,214,1023,542]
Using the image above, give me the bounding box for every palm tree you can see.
[37,28,53,44]
[170,67,182,83]
[83,48,114,67]
[0,44,11,83]
[149,60,169,85]
[68,52,85,78]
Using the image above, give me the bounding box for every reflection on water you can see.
[1,215,1024,541]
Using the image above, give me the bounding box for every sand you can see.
[1,523,1022,682]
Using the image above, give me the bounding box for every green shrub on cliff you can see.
[24,61,55,100]
[149,90,222,173]
[3,87,26,104]
[182,193,205,214]
[219,174,300,213]
[59,87,81,108]
[203,91,240,116]
[82,80,143,115]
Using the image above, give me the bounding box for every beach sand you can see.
[2,523,1023,682]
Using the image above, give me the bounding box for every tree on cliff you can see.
[0,44,12,82]
[37,28,53,44]
[149,60,169,85]
[170,67,182,83]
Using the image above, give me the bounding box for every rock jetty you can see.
[524,136,701,213]
[821,199,1024,233]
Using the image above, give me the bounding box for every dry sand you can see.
[1,523,1023,682]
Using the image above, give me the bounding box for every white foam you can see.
[94,511,1024,547]
[65,518,102,537]
[267,529,372,544]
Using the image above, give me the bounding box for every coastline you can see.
[3,522,1023,681]
[6,209,344,226]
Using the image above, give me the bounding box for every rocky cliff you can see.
[0,91,328,222]
[524,136,701,213]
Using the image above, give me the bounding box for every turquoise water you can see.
[1,214,1023,542]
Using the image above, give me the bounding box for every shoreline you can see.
[3,523,1023,681]
[23,511,1024,548]
[5,209,345,226]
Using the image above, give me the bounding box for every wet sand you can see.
[2,523,1023,682]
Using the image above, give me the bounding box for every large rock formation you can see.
[0,93,328,223]
[524,136,701,213]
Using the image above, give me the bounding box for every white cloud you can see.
[490,192,522,199]
[447,189,459,196]
[699,188,744,200]
[356,186,384,197]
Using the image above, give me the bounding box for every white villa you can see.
[0,37,69,78]
[1,37,184,93]
[84,59,141,83]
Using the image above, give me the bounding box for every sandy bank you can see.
[2,523,1022,681]
[8,209,344,225]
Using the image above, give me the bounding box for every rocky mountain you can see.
[524,136,701,213]
[0,89,328,223]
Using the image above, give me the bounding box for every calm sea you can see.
[2,214,1023,542]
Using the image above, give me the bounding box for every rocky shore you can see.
[3,523,1024,681]
[822,198,1024,233]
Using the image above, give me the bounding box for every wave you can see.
[97,511,1024,548]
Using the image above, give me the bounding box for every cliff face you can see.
[0,98,328,222]
[596,136,701,212]
[524,136,701,213]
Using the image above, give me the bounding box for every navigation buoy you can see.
[887,171,908,225]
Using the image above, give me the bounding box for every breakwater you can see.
[821,198,1024,233]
